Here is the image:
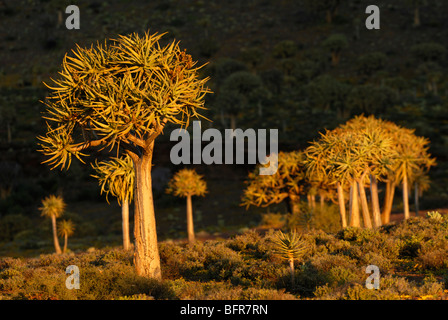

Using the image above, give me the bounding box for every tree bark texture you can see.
[132,143,162,280]
[358,177,372,229]
[349,181,360,227]
[337,182,347,228]
[370,174,382,228]
[122,198,131,251]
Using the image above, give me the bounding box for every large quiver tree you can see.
[37,31,210,279]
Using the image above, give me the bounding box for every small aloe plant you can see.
[427,211,444,222]
[271,230,308,286]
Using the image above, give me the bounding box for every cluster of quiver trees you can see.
[36,29,435,280]
[242,115,436,229]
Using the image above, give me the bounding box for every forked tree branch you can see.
[69,137,108,152]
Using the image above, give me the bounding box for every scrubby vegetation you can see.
[1,215,447,300]
[1,0,448,301]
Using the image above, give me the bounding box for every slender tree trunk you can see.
[382,179,395,224]
[51,215,62,254]
[414,183,420,217]
[186,195,195,243]
[132,143,162,280]
[289,259,295,286]
[63,233,68,254]
[358,174,372,229]
[319,192,325,210]
[370,174,382,228]
[403,174,410,220]
[349,180,360,227]
[289,195,300,215]
[122,198,131,251]
[337,182,347,228]
[414,7,420,27]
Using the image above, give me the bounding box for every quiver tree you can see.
[304,129,359,228]
[390,133,435,221]
[216,71,263,130]
[166,168,207,243]
[305,115,396,229]
[305,0,341,24]
[305,75,350,118]
[322,34,348,67]
[406,0,428,27]
[372,120,436,223]
[242,151,306,215]
[340,116,397,228]
[58,219,75,254]
[37,31,210,279]
[39,195,65,254]
[91,154,135,251]
[271,230,307,286]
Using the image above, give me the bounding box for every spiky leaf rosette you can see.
[271,230,308,262]
[91,154,135,205]
[39,195,66,219]
[38,31,210,170]
[166,168,207,198]
[58,219,75,237]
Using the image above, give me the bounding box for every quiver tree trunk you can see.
[186,195,195,244]
[370,174,382,228]
[289,258,295,286]
[414,183,420,217]
[382,179,395,224]
[122,198,131,251]
[349,180,360,227]
[131,143,162,280]
[402,174,410,220]
[336,182,347,228]
[357,174,372,229]
[51,215,62,254]
[63,233,68,254]
[288,195,301,215]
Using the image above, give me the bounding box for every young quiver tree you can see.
[37,32,210,279]
[242,151,306,215]
[271,230,307,286]
[166,168,207,243]
[91,154,135,251]
[58,219,75,254]
[39,195,66,254]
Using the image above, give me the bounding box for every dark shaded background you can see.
[0,0,447,256]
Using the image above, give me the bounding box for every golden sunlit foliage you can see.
[39,194,66,219]
[166,168,207,198]
[241,151,306,212]
[37,31,211,170]
[91,154,135,205]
